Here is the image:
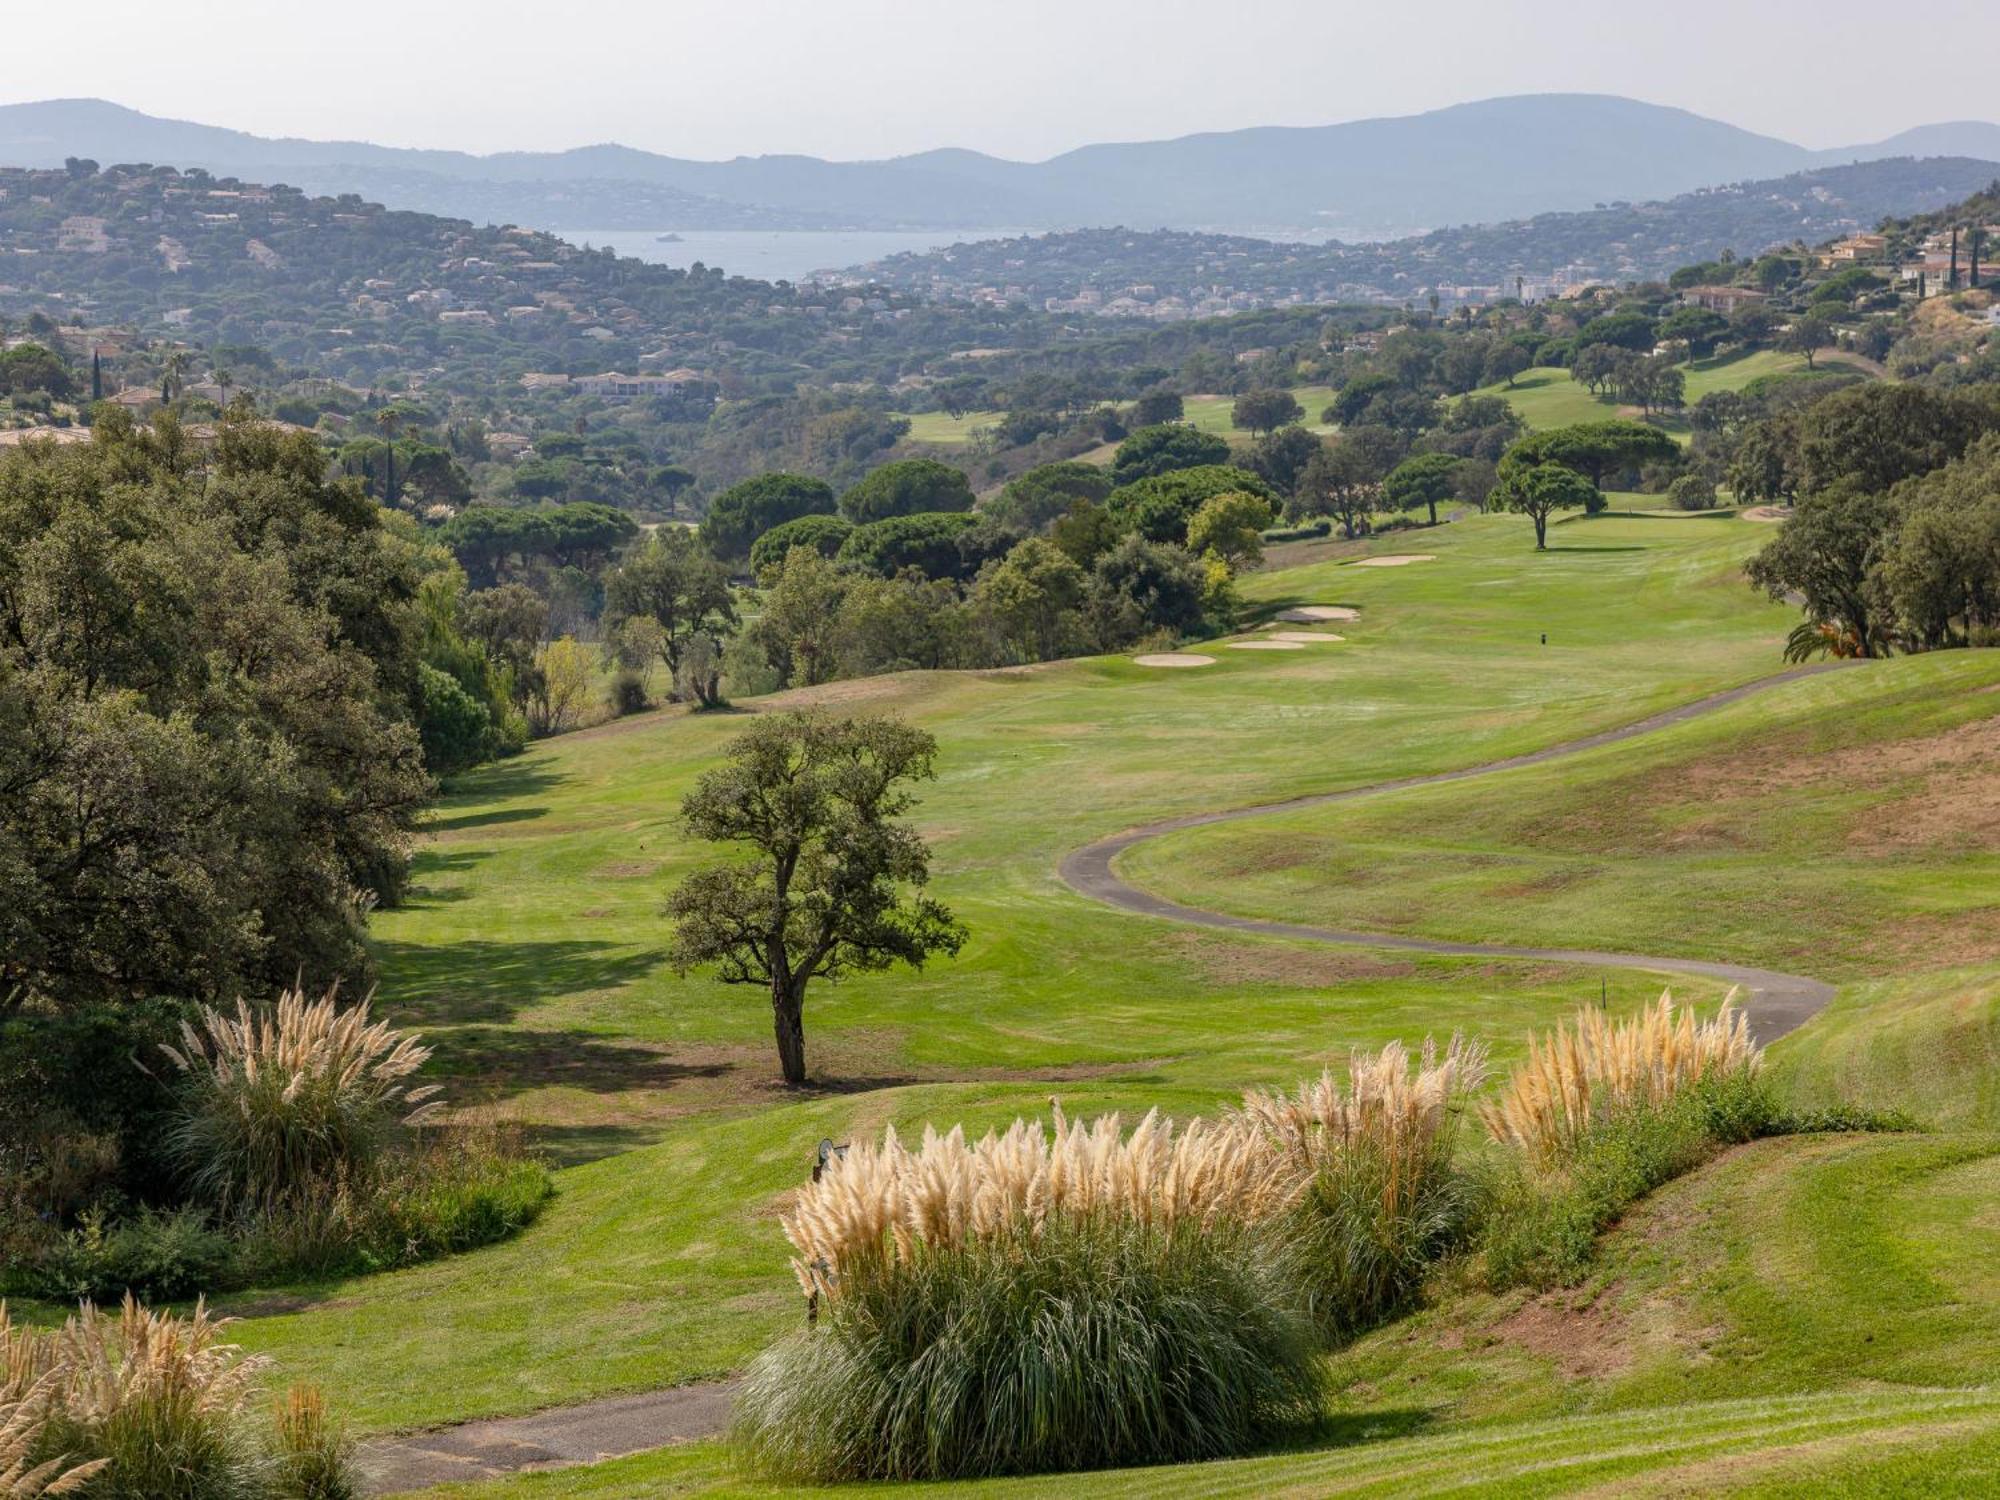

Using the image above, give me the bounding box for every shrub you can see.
[1,1304,360,1500]
[161,986,442,1212]
[0,1379,105,1497]
[734,1107,1317,1481]
[7,1210,232,1306]
[1668,473,1718,510]
[1479,991,1761,1169]
[1238,1039,1487,1338]
[606,668,650,717]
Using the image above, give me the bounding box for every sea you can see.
[552,228,1041,285]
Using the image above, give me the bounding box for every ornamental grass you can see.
[735,1105,1320,1481]
[1237,1037,1488,1337]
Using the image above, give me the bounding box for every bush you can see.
[1238,1039,1487,1339]
[7,1209,233,1306]
[735,1108,1317,1481]
[269,1386,355,1500]
[4,1299,360,1500]
[606,668,650,717]
[161,987,442,1212]
[1261,520,1331,542]
[1668,473,1718,510]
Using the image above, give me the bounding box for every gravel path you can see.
[1059,662,1857,1045]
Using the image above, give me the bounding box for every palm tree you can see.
[214,367,234,408]
[162,350,189,403]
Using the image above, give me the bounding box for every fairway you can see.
[122,508,1999,1491]
[1474,349,1821,436]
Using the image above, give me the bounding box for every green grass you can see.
[902,408,1006,445]
[45,498,1994,1494]
[1473,350,1818,436]
[1181,385,1340,440]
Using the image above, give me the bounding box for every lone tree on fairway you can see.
[1497,463,1599,549]
[1383,452,1461,526]
[666,713,967,1085]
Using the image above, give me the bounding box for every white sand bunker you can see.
[1133,653,1215,668]
[1352,553,1436,567]
[1228,640,1304,651]
[1267,631,1344,643]
[1277,606,1361,623]
[1741,506,1789,523]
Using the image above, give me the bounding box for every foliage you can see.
[836,458,975,525]
[1382,452,1461,525]
[1495,461,1599,548]
[524,637,594,735]
[1232,388,1304,435]
[698,473,835,561]
[1237,1039,1487,1339]
[0,415,431,1012]
[1668,473,1718,510]
[601,529,737,706]
[982,462,1114,533]
[1086,534,1210,644]
[749,546,848,688]
[738,1106,1316,1481]
[160,987,442,1213]
[665,713,965,1085]
[972,538,1090,660]
[746,513,850,575]
[1109,423,1231,485]
[1105,464,1278,545]
[834,510,980,580]
[1185,490,1277,568]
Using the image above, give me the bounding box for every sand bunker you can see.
[1741,506,1789,523]
[1352,554,1436,567]
[1228,640,1305,651]
[1267,631,1344,643]
[1276,606,1361,623]
[1133,653,1215,668]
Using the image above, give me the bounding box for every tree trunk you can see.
[772,982,807,1086]
[1533,512,1548,549]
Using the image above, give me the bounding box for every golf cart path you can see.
[367,662,1851,1493]
[1061,660,1856,1046]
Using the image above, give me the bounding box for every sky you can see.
[8,0,2000,162]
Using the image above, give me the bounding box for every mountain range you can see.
[3,94,2000,235]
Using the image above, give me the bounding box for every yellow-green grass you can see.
[1124,649,2000,980]
[1181,384,1340,440]
[404,1386,2000,1496]
[901,408,1005,445]
[102,509,1816,1431]
[1474,350,1819,437]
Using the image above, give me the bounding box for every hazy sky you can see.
[10,0,1999,161]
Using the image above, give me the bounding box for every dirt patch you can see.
[1133,653,1215,667]
[1159,930,1419,986]
[1740,505,1789,523]
[1351,554,1437,567]
[593,861,659,879]
[1494,1284,1635,1381]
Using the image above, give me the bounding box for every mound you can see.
[1741,506,1789,523]
[1277,606,1361,623]
[1133,653,1216,668]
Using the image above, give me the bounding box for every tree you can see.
[1482,343,1532,388]
[1794,384,1995,497]
[838,458,975,524]
[1186,490,1277,568]
[1382,452,1461,526]
[753,545,849,688]
[1232,388,1304,436]
[603,528,739,707]
[525,636,593,734]
[651,463,697,516]
[1297,444,1374,539]
[373,408,404,506]
[1496,463,1599,549]
[1110,424,1231,486]
[1655,307,1729,359]
[985,461,1114,533]
[1500,420,1678,497]
[1131,386,1185,427]
[1049,499,1123,569]
[1745,483,1900,658]
[666,713,966,1086]
[836,511,980,580]
[1781,315,1834,370]
[1570,344,1624,396]
[1243,426,1323,498]
[749,513,852,575]
[1105,464,1279,546]
[1087,534,1209,644]
[700,473,836,561]
[973,538,1089,661]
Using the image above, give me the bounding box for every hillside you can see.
[5,94,2000,235]
[837,157,2000,313]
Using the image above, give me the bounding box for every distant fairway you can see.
[903,383,1338,449]
[1475,349,1825,436]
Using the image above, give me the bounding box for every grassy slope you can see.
[1477,349,1814,435]
[903,384,1337,448]
[179,512,1805,1430]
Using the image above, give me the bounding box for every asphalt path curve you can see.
[1060,662,1859,1045]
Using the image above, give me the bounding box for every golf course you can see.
[142,502,1993,1494]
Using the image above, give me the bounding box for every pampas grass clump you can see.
[734,1105,1319,1481]
[1238,1037,1487,1337]
[161,985,443,1211]
[1479,991,1761,1167]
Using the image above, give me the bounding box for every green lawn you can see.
[1182,384,1340,440]
[1474,350,1818,436]
[74,504,1998,1494]
[901,408,1006,445]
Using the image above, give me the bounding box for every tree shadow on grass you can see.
[428,805,550,834]
[428,1026,732,1098]
[1542,544,1648,553]
[371,939,668,1026]
[437,757,571,805]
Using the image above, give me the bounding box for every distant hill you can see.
[3,95,1998,235]
[837,157,2000,314]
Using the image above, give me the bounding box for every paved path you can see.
[362,1382,738,1494]
[366,663,1853,1493]
[1060,662,1856,1045]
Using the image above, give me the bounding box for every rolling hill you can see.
[3,94,1998,234]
